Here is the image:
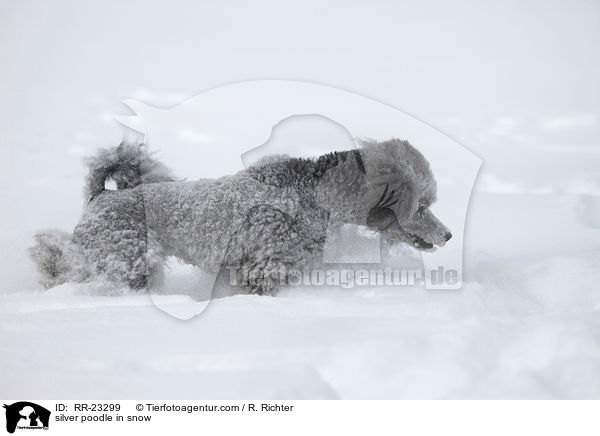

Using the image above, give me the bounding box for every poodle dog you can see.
[30,139,451,295]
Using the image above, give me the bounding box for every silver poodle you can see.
[30,139,451,295]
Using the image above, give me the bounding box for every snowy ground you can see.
[1,260,599,399]
[1,193,599,399]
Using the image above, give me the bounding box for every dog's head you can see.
[361,139,451,251]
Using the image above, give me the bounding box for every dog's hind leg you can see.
[29,230,90,287]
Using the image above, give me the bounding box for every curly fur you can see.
[30,139,451,294]
[84,143,175,202]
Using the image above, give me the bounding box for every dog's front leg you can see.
[221,205,313,296]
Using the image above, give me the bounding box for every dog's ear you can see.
[392,181,416,219]
[365,179,415,220]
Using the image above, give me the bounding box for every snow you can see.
[2,233,599,399]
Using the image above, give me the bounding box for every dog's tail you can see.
[84,142,175,202]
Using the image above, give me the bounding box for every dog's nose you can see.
[444,232,452,242]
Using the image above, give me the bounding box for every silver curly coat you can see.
[30,139,451,294]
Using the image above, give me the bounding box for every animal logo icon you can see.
[3,402,50,434]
